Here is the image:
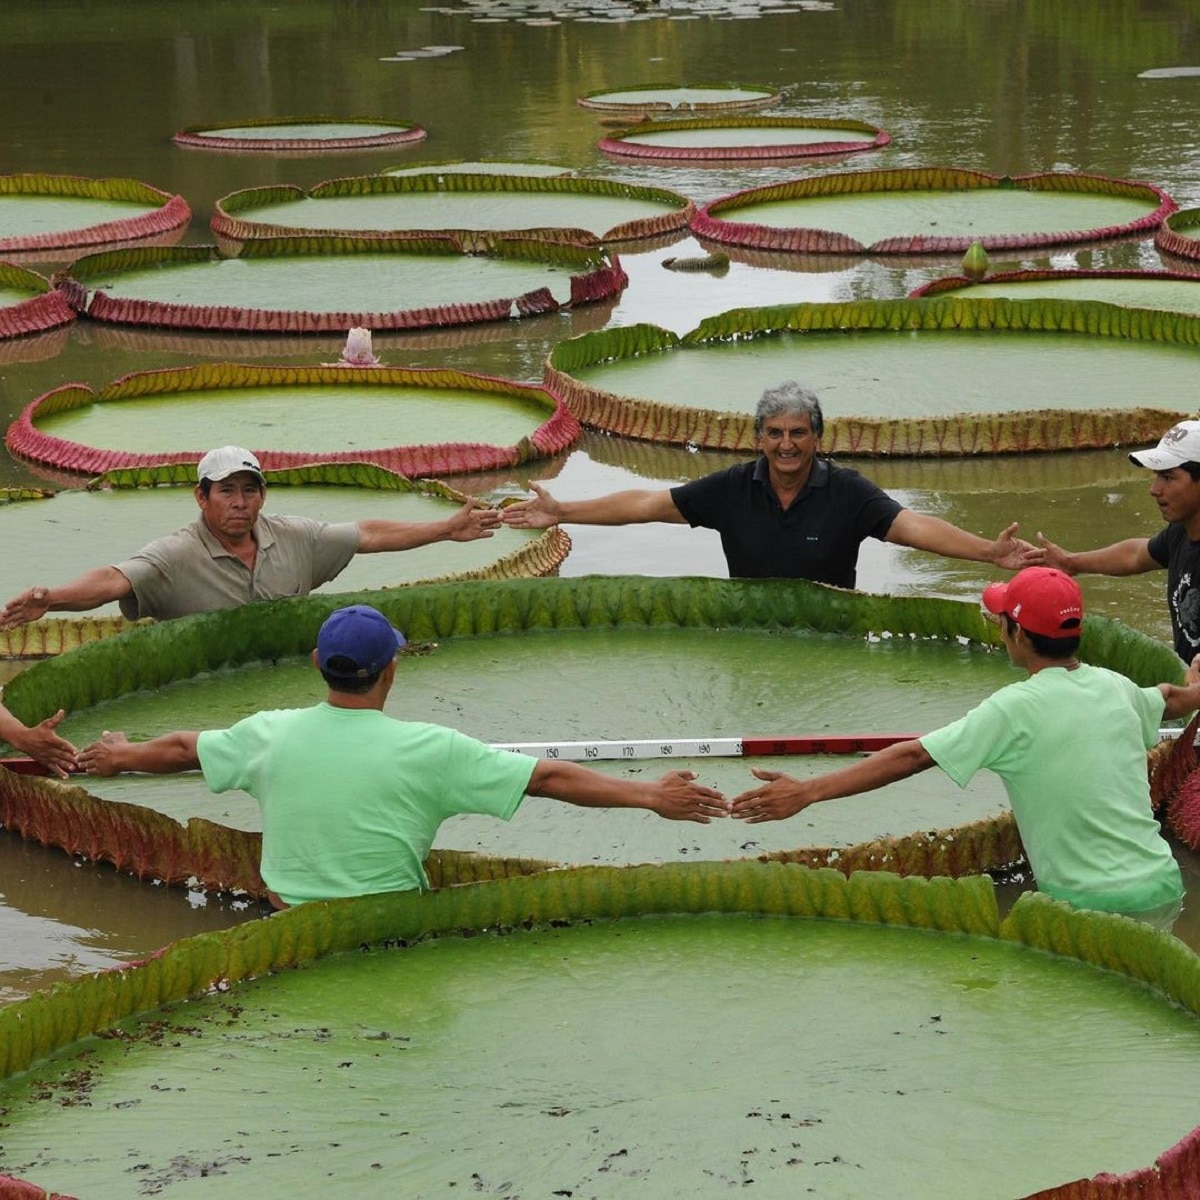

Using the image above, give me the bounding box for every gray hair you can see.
[754,380,824,437]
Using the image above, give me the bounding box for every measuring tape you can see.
[489,733,922,761]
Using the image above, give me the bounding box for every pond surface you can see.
[2,0,1200,1012]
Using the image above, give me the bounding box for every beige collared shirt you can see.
[116,513,358,621]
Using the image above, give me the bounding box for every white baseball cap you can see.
[1128,422,1200,470]
[197,446,265,484]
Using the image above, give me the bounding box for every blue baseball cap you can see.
[316,605,406,679]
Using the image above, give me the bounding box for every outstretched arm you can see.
[501,482,687,529]
[730,738,935,823]
[529,759,728,824]
[0,567,134,630]
[1160,654,1200,720]
[356,500,501,553]
[77,730,201,776]
[1023,533,1159,577]
[0,705,77,779]
[885,511,1033,571]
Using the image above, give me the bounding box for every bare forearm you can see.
[530,759,655,809]
[803,740,934,804]
[888,512,993,562]
[1160,683,1200,721]
[1056,539,1156,577]
[555,490,685,526]
[106,732,201,774]
[42,568,133,612]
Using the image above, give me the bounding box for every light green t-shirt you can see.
[197,703,536,905]
[921,663,1182,915]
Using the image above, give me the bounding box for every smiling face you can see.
[757,410,820,489]
[195,471,266,547]
[1148,466,1200,532]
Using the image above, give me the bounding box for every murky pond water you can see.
[2,0,1200,1131]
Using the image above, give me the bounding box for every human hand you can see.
[649,769,729,823]
[8,709,77,779]
[989,523,1038,571]
[0,586,51,631]
[77,730,130,777]
[730,768,817,823]
[447,500,500,542]
[1025,533,1072,572]
[1187,654,1200,688]
[500,482,562,530]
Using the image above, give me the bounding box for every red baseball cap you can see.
[982,567,1083,638]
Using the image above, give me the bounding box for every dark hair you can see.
[1180,461,1200,482]
[1000,613,1080,659]
[754,380,824,438]
[319,656,384,694]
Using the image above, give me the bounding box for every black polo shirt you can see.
[670,457,904,587]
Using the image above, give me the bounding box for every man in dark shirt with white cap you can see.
[1031,420,1200,662]
[0,445,500,628]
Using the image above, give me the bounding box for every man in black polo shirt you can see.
[501,380,1029,587]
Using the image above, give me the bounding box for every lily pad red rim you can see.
[577,81,782,113]
[60,240,628,334]
[691,167,1178,255]
[5,363,581,479]
[172,115,426,153]
[0,261,75,339]
[1154,206,1200,262]
[910,267,1200,299]
[598,115,891,162]
[211,173,696,247]
[0,172,191,255]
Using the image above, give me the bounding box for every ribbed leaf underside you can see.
[211,173,695,246]
[173,114,425,152]
[63,240,626,333]
[0,172,191,253]
[6,363,580,477]
[599,116,890,162]
[1155,205,1200,262]
[691,167,1176,255]
[543,298,1198,453]
[1,867,1198,1199]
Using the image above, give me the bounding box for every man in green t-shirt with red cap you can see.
[731,566,1196,927]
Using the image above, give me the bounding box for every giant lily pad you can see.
[912,267,1200,315]
[578,82,781,112]
[0,869,1198,1200]
[212,173,695,248]
[0,173,190,257]
[598,115,890,162]
[691,167,1176,255]
[543,298,1199,453]
[0,261,74,339]
[172,115,425,152]
[6,363,580,478]
[0,576,1180,896]
[63,239,627,334]
[0,465,569,652]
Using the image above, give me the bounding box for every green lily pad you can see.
[0,173,190,256]
[67,241,626,333]
[692,168,1176,255]
[213,174,694,246]
[578,82,781,111]
[9,363,578,478]
[544,300,1198,452]
[599,116,889,161]
[0,870,1198,1199]
[913,268,1200,315]
[172,116,425,152]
